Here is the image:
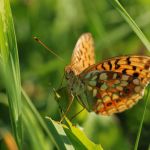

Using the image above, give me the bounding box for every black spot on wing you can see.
[102,63,106,70]
[115,59,120,69]
[122,69,127,74]
[133,66,136,70]
[108,61,112,70]
[133,72,139,78]
[127,57,131,65]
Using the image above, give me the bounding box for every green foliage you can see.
[109,0,150,51]
[0,0,150,150]
[0,0,22,148]
[63,118,103,150]
[46,117,103,150]
[134,86,150,150]
[0,1,104,149]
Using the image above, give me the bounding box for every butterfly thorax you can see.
[65,65,97,111]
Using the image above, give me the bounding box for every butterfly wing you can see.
[70,33,95,75]
[80,56,150,84]
[79,56,150,115]
[81,70,149,115]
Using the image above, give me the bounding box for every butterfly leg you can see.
[70,107,85,121]
[60,92,74,122]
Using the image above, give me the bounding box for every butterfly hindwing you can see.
[82,70,148,115]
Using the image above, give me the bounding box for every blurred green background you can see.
[1,0,150,149]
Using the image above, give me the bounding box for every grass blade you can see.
[134,87,150,150]
[63,118,103,150]
[46,117,103,150]
[46,117,75,150]
[109,0,150,51]
[0,0,22,148]
[22,89,74,150]
[22,101,51,150]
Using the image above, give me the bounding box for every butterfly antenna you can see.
[33,36,65,62]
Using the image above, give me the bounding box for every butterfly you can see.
[64,33,150,116]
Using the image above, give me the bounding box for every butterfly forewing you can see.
[70,33,95,75]
[80,56,150,83]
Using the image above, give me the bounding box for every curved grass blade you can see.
[22,102,52,150]
[134,86,150,150]
[22,89,74,150]
[109,0,150,51]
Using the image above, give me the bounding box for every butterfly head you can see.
[65,65,75,80]
[65,65,80,93]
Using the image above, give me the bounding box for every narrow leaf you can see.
[109,0,150,51]
[0,0,22,148]
[63,118,103,150]
[46,117,75,150]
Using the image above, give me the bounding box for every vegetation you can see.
[0,0,150,150]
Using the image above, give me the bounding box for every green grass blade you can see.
[46,117,75,150]
[22,89,74,150]
[0,0,22,148]
[22,101,51,150]
[64,118,103,150]
[63,118,103,150]
[46,117,103,150]
[109,0,150,51]
[134,87,150,150]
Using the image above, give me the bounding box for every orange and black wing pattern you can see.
[81,56,150,83]
[80,56,150,115]
[69,33,95,75]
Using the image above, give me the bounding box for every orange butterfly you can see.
[64,33,150,116]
